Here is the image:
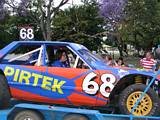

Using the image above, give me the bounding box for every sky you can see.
[61,0,83,9]
[15,0,83,9]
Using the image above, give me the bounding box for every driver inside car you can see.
[51,49,68,67]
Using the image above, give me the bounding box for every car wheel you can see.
[14,110,43,120]
[0,74,10,109]
[118,84,160,116]
[63,114,89,120]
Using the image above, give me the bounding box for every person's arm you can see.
[51,61,62,67]
[113,60,118,66]
[140,58,143,67]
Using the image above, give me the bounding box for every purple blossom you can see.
[0,0,5,7]
[99,0,127,26]
[0,0,29,19]
[0,0,6,20]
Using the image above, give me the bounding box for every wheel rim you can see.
[126,91,152,116]
[24,117,32,120]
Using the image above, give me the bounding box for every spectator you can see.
[101,54,107,63]
[116,57,125,66]
[101,54,114,66]
[140,52,157,70]
[106,54,113,66]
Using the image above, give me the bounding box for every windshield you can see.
[78,49,107,69]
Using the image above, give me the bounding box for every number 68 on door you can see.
[82,72,117,98]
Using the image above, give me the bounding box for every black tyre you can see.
[0,74,11,109]
[14,110,43,120]
[63,114,89,120]
[118,84,160,116]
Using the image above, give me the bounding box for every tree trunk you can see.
[118,45,123,57]
[46,2,52,41]
[40,18,51,41]
[115,35,123,57]
[46,18,51,41]
[134,33,141,56]
[40,20,47,40]
[146,40,153,51]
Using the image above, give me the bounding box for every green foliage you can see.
[122,0,160,51]
[0,14,18,49]
[0,13,43,49]
[52,1,105,50]
[1,0,160,53]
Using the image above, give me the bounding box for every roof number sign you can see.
[20,28,34,40]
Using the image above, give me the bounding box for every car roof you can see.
[12,41,77,45]
[0,41,85,57]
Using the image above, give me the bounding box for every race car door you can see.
[44,45,99,106]
[1,44,47,102]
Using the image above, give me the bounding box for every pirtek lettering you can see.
[4,66,66,94]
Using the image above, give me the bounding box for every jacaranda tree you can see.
[99,0,127,29]
[0,0,6,20]
[98,0,128,56]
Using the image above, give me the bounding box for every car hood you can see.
[95,64,157,80]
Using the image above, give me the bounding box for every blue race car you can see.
[0,41,159,116]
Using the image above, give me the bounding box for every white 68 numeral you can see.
[20,28,34,40]
[82,72,116,98]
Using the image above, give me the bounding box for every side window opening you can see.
[77,58,90,69]
[46,45,90,69]
[46,46,70,67]
[1,45,42,66]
